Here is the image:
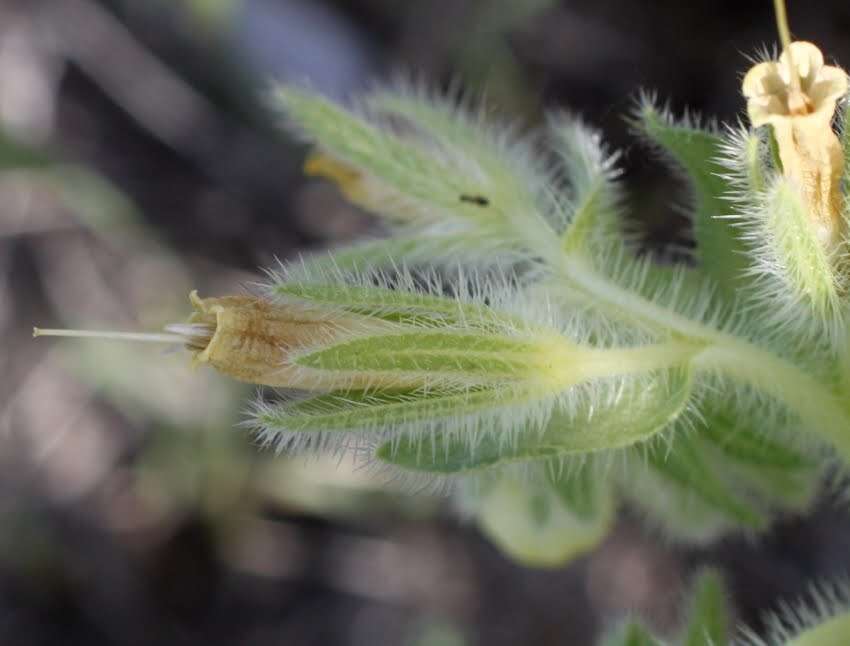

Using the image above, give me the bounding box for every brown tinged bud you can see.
[170,290,391,390]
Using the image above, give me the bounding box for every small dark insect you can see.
[460,194,490,207]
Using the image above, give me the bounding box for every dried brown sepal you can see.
[181,290,389,389]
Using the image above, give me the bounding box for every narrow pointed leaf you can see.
[642,435,765,529]
[700,411,811,470]
[273,280,519,330]
[295,331,558,382]
[635,102,747,295]
[377,368,693,474]
[696,424,819,514]
[276,87,480,218]
[255,386,537,435]
[277,86,563,266]
[548,114,624,254]
[546,460,605,521]
[363,87,554,224]
[277,87,557,252]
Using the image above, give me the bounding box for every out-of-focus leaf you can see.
[469,470,614,567]
[682,569,730,646]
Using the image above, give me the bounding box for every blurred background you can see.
[3,1,850,644]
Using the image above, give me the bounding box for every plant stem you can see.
[773,0,793,52]
[575,341,700,383]
[560,257,721,341]
[557,257,850,461]
[773,0,802,92]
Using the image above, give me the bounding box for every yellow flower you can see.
[742,41,848,248]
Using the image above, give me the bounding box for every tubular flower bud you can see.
[742,42,848,248]
[169,290,391,390]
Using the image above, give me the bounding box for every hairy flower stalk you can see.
[36,286,700,437]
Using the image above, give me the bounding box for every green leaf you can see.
[296,331,551,382]
[363,87,552,221]
[700,412,811,469]
[276,87,470,213]
[276,86,561,265]
[255,386,538,435]
[549,113,624,254]
[700,411,811,470]
[696,412,819,514]
[634,102,747,296]
[682,569,730,646]
[641,434,765,529]
[294,234,513,275]
[273,279,519,330]
[467,470,614,567]
[715,126,769,207]
[278,87,549,227]
[546,460,604,521]
[377,367,692,474]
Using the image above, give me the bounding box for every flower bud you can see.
[173,290,389,389]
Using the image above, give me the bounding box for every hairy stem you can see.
[557,257,850,461]
[573,341,700,382]
[559,256,724,341]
